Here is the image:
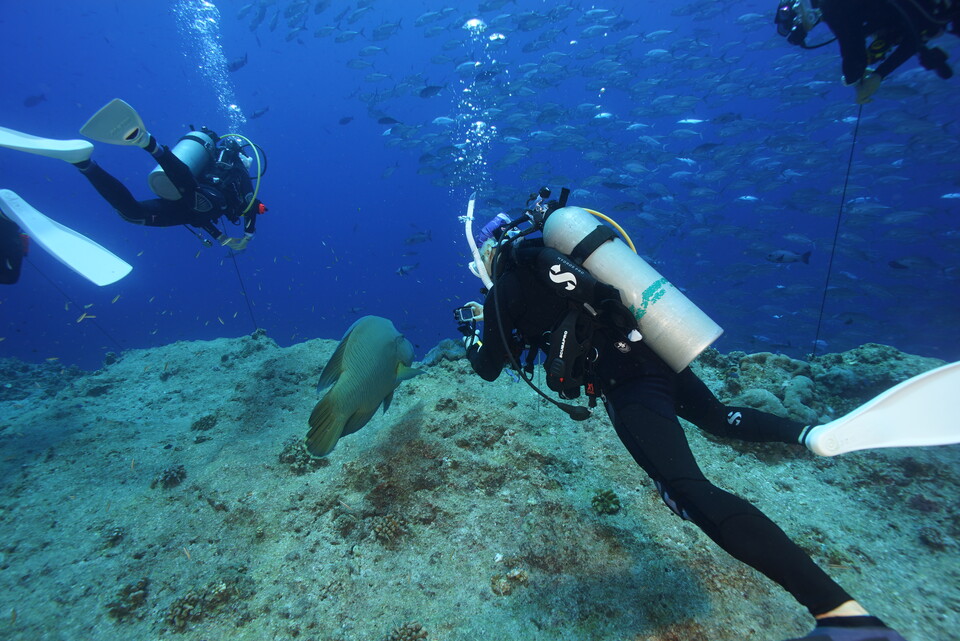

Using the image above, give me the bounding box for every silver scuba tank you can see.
[147,130,216,200]
[542,206,723,372]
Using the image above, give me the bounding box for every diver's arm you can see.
[821,4,869,83]
[467,278,521,382]
[467,296,507,381]
[466,343,501,382]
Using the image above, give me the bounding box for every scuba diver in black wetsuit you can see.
[74,129,266,250]
[0,99,268,250]
[776,0,960,103]
[456,188,910,641]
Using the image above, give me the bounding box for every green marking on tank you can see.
[630,277,670,321]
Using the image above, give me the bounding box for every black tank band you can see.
[570,225,616,263]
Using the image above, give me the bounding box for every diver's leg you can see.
[675,367,805,444]
[148,142,198,197]
[606,397,852,616]
[74,160,185,227]
[74,160,144,220]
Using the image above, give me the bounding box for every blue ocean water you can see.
[1,0,958,370]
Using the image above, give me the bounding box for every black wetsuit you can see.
[0,215,26,285]
[466,241,853,616]
[77,142,261,242]
[819,0,958,82]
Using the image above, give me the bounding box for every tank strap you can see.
[570,225,616,264]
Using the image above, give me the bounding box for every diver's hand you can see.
[465,301,484,322]
[854,73,881,104]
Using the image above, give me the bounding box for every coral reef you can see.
[591,489,622,515]
[0,357,83,401]
[278,436,329,474]
[151,464,187,489]
[490,568,529,596]
[419,338,465,366]
[382,621,428,641]
[165,569,254,633]
[105,578,149,621]
[372,514,410,546]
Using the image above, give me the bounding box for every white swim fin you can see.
[79,98,150,147]
[0,189,131,286]
[0,125,93,163]
[805,360,960,456]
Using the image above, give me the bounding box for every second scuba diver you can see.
[776,0,960,103]
[0,99,267,249]
[457,189,911,641]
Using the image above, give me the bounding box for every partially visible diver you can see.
[0,99,268,250]
[0,187,131,286]
[776,0,960,103]
[0,212,27,285]
[456,189,911,641]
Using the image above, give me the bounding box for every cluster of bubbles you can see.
[173,0,246,132]
[452,18,501,199]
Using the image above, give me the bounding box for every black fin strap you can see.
[569,225,616,264]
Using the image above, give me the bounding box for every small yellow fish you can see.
[46,357,60,362]
[111,295,120,303]
[218,316,225,325]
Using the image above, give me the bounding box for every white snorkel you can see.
[462,191,494,290]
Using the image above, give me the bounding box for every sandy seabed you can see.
[0,331,957,641]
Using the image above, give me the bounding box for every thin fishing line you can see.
[24,257,124,351]
[228,250,259,331]
[212,217,258,331]
[812,103,864,359]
